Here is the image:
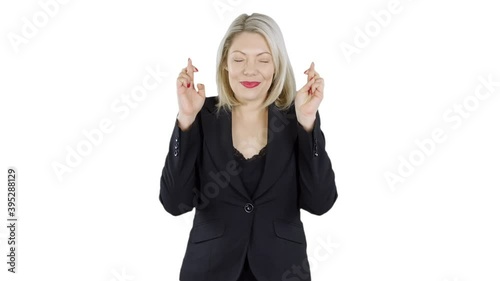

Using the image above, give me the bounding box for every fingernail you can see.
[187,83,191,88]
[194,67,199,72]
[304,70,308,74]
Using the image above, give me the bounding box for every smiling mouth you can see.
[240,81,261,88]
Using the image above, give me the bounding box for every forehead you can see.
[229,32,271,55]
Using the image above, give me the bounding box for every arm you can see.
[159,113,202,216]
[296,110,338,215]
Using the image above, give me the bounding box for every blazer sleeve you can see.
[159,113,202,216]
[296,110,338,215]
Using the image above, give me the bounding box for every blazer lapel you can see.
[253,102,296,200]
[202,98,297,202]
[203,102,250,201]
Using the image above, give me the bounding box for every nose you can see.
[243,60,257,76]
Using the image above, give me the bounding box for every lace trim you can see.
[233,145,267,161]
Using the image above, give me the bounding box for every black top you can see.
[233,145,267,281]
[233,145,267,198]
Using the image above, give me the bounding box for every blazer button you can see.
[244,203,254,213]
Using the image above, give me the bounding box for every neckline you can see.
[230,106,270,162]
[233,145,267,161]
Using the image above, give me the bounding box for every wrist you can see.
[177,113,196,131]
[297,116,315,133]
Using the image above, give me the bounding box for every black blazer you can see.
[159,96,338,281]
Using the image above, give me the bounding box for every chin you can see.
[236,91,265,102]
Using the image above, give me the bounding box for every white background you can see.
[1,0,499,280]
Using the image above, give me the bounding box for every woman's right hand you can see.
[176,58,206,130]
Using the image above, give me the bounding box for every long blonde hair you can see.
[215,13,296,115]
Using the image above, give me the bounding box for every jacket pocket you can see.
[273,218,306,244]
[189,218,225,243]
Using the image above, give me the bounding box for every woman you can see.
[159,13,338,281]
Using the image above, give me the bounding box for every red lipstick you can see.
[241,81,261,88]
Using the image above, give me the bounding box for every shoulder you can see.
[200,96,234,118]
[201,96,219,114]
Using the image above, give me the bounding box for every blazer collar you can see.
[202,97,297,202]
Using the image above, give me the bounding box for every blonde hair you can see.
[215,13,296,115]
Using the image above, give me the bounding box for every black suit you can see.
[159,96,338,281]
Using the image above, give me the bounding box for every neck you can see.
[232,102,267,122]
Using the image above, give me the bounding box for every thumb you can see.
[197,83,206,97]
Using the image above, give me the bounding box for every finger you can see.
[298,76,316,93]
[183,65,198,73]
[197,83,206,97]
[313,71,320,80]
[311,77,323,86]
[187,59,198,73]
[311,78,324,95]
[185,64,199,73]
[177,77,186,88]
[309,76,323,95]
[177,76,191,89]
[304,63,312,78]
[308,71,321,95]
[179,68,188,87]
[308,62,315,82]
[178,73,191,88]
[187,58,194,88]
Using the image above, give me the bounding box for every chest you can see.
[232,118,268,159]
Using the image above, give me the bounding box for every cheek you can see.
[228,70,239,83]
[262,66,275,81]
[227,65,240,79]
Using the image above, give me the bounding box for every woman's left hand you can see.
[295,62,324,132]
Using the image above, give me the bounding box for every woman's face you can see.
[226,32,275,104]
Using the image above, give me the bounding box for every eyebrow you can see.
[231,50,271,56]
